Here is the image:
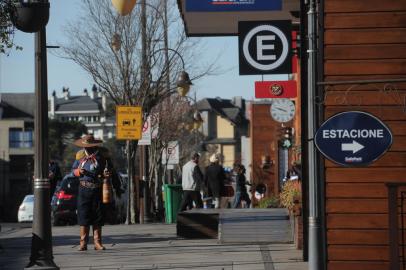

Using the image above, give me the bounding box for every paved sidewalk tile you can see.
[0,223,307,270]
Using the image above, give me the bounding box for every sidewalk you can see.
[0,223,307,270]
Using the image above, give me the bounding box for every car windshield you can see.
[23,195,34,203]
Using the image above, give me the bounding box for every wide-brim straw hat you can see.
[73,134,103,148]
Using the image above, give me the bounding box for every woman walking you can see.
[232,164,251,208]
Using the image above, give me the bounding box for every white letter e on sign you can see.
[257,35,276,61]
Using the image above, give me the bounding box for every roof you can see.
[0,93,35,118]
[196,97,247,125]
[55,96,102,112]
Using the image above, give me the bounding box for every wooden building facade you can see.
[318,0,406,269]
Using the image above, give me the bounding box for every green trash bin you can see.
[164,184,183,224]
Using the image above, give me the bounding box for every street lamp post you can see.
[11,1,58,269]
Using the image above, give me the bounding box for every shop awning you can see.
[177,0,300,37]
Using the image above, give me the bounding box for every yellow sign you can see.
[116,106,142,140]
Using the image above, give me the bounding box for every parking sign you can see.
[239,20,292,75]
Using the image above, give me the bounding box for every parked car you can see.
[18,195,34,223]
[51,174,78,226]
[51,173,127,226]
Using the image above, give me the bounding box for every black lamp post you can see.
[11,1,58,269]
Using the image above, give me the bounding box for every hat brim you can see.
[73,139,103,148]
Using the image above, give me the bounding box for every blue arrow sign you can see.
[315,111,393,166]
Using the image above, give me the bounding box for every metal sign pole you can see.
[307,0,322,269]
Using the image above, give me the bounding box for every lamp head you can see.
[176,71,192,97]
[11,1,50,33]
[111,0,137,16]
[112,33,122,51]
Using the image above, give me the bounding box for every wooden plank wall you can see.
[323,0,406,269]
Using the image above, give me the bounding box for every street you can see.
[0,223,307,270]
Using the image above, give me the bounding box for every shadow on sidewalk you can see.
[0,232,180,269]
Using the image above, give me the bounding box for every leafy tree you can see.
[48,119,87,172]
[0,0,21,54]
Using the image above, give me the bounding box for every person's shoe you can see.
[93,226,106,250]
[78,226,89,251]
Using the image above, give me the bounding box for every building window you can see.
[9,129,33,148]
[222,145,235,168]
[217,116,234,138]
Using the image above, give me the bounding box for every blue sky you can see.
[0,0,286,101]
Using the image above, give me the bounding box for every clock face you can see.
[270,99,296,123]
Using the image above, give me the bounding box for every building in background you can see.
[0,86,115,221]
[197,96,249,170]
[0,93,34,221]
[48,84,115,140]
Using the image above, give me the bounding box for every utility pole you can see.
[140,0,152,223]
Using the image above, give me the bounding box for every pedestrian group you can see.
[180,152,252,211]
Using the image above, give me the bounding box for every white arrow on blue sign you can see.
[315,111,393,166]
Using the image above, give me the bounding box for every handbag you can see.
[221,185,235,197]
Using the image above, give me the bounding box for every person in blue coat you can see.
[72,134,111,251]
[232,164,251,208]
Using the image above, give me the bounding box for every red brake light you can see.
[57,191,73,200]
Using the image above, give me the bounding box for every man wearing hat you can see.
[72,134,111,251]
[204,153,226,209]
[179,152,204,211]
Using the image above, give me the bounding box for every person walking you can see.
[71,134,111,251]
[179,152,203,211]
[204,153,225,208]
[48,160,62,201]
[232,164,251,208]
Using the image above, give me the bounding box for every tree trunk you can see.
[126,140,139,224]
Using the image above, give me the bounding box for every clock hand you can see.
[275,107,287,113]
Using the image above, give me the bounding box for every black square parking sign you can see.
[239,20,292,75]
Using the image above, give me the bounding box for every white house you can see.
[48,85,115,140]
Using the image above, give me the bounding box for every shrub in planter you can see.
[279,180,301,212]
[255,195,280,208]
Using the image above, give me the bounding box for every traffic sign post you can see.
[315,111,393,166]
[162,141,179,165]
[116,106,142,140]
[139,116,151,145]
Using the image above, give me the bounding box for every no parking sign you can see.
[162,141,179,165]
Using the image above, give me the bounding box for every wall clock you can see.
[270,98,295,123]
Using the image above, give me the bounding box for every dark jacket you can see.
[72,150,108,226]
[49,161,62,199]
[204,163,225,198]
[235,173,247,193]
